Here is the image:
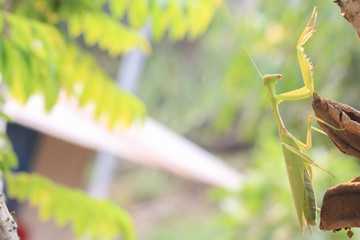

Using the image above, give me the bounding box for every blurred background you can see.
[4,0,360,239]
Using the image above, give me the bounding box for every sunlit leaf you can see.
[109,0,128,18]
[151,1,171,42]
[128,0,149,28]
[168,0,188,41]
[6,173,136,240]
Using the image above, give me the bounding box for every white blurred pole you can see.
[87,153,117,198]
[87,27,150,199]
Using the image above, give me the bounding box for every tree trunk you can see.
[0,173,19,240]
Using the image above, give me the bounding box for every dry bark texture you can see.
[312,92,360,160]
[334,0,360,38]
[0,193,18,240]
[320,176,360,232]
[0,173,19,240]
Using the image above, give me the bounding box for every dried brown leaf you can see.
[312,92,360,160]
[320,176,360,236]
[334,0,360,39]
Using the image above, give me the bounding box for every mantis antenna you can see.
[243,45,264,79]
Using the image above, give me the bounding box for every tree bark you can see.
[312,92,360,160]
[0,173,19,240]
[320,176,360,233]
[0,95,19,239]
[334,0,360,38]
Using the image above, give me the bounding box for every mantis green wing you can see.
[303,167,316,227]
[281,132,316,234]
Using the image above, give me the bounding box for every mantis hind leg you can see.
[294,115,345,151]
[281,142,334,178]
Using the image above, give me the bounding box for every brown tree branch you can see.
[312,92,360,160]
[320,176,360,237]
[334,0,360,38]
[0,173,19,240]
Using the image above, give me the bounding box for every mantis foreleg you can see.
[275,7,317,105]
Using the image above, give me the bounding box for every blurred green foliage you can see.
[0,0,359,238]
[7,172,136,239]
[0,0,224,239]
[139,0,360,239]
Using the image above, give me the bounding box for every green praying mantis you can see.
[248,7,344,234]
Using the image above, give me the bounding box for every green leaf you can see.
[0,10,147,128]
[67,11,151,56]
[168,0,188,41]
[6,173,136,240]
[187,0,214,40]
[8,46,27,104]
[151,1,171,42]
[128,0,149,28]
[43,67,59,111]
[68,13,84,38]
[109,0,128,18]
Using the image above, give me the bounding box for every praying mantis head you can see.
[263,74,283,86]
